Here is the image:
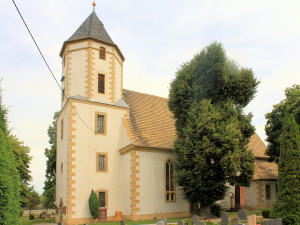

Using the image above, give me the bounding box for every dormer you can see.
[60,12,125,107]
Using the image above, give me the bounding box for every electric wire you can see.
[12,0,95,132]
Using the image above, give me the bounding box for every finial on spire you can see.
[93,0,96,12]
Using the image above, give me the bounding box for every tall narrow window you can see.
[95,112,107,135]
[100,47,106,60]
[99,192,106,207]
[165,158,176,202]
[61,88,65,102]
[266,184,271,200]
[98,74,105,94]
[97,115,104,133]
[61,120,63,139]
[98,155,105,171]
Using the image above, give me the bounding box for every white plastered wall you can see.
[138,151,189,215]
[68,42,89,98]
[56,103,70,219]
[70,100,131,219]
[120,153,131,216]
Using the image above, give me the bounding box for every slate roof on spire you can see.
[68,12,114,44]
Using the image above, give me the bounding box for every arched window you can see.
[100,47,106,60]
[165,158,176,202]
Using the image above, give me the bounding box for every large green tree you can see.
[0,85,21,224]
[9,135,32,207]
[168,42,259,217]
[265,84,300,162]
[270,114,300,219]
[43,111,59,208]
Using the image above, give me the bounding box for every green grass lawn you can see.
[18,209,265,225]
[20,214,56,225]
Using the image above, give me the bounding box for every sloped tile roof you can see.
[253,159,278,180]
[122,89,277,180]
[68,12,114,44]
[123,89,176,149]
[248,133,267,158]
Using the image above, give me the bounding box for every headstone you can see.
[221,212,229,225]
[162,218,167,225]
[120,220,126,225]
[230,217,240,225]
[238,209,247,220]
[198,221,206,225]
[192,215,199,225]
[265,219,282,225]
[156,220,164,225]
[247,214,256,225]
[178,220,185,225]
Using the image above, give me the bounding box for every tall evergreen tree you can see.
[43,111,59,208]
[0,85,21,224]
[270,114,300,219]
[88,190,100,220]
[168,42,259,217]
[265,84,300,162]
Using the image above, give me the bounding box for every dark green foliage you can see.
[0,85,21,225]
[262,209,271,218]
[168,42,258,211]
[29,213,34,220]
[265,84,300,162]
[211,203,223,217]
[43,111,59,208]
[282,215,300,225]
[270,114,300,219]
[89,190,100,220]
[9,135,32,207]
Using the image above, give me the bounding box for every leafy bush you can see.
[257,219,265,225]
[89,190,100,220]
[262,209,271,218]
[39,211,47,219]
[282,215,300,225]
[211,203,223,217]
[29,213,35,220]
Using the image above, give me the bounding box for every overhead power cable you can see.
[12,0,95,132]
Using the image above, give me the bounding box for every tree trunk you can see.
[198,205,213,220]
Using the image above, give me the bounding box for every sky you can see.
[0,0,299,194]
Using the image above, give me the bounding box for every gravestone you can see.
[120,220,126,225]
[221,212,229,225]
[192,215,199,225]
[178,220,185,225]
[265,219,282,225]
[162,218,167,225]
[230,217,240,225]
[238,209,247,220]
[247,214,256,225]
[198,221,206,225]
[156,220,164,225]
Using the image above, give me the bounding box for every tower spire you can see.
[92,0,96,12]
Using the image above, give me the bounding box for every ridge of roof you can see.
[123,89,168,100]
[68,12,114,44]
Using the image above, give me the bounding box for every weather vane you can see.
[93,0,96,12]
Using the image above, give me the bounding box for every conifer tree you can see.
[265,84,300,163]
[168,42,259,217]
[0,85,21,224]
[270,114,300,219]
[88,190,100,220]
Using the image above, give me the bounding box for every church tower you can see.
[56,4,132,224]
[59,10,125,105]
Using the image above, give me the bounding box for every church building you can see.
[56,6,277,225]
